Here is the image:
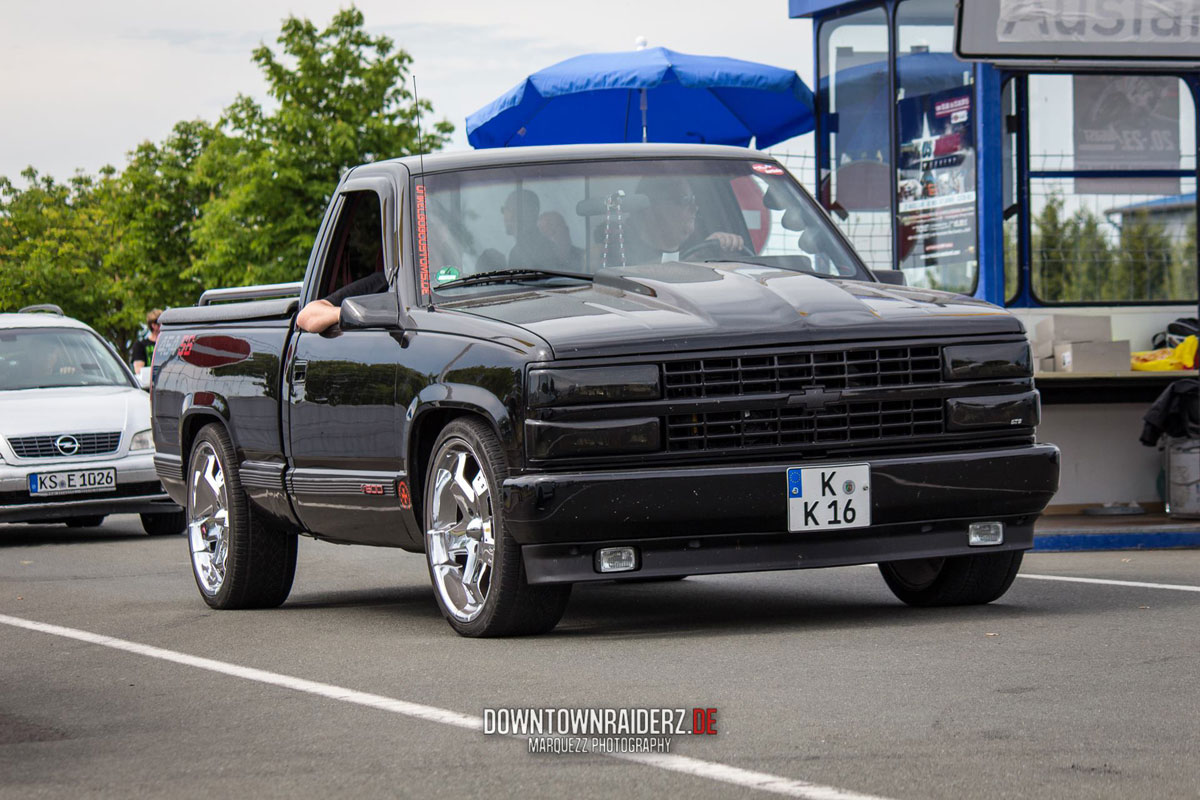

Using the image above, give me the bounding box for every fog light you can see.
[968,521,1004,546]
[595,547,638,573]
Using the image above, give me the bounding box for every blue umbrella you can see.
[466,46,815,150]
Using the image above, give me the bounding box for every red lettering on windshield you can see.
[415,183,430,298]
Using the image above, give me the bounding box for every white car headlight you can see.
[129,429,154,451]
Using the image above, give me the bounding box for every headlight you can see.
[129,429,154,451]
[528,365,660,407]
[526,418,660,459]
[943,342,1032,380]
[946,391,1040,430]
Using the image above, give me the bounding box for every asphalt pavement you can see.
[2,515,1198,800]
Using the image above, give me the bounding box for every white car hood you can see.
[1,385,150,441]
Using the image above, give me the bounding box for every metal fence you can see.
[770,152,895,275]
[771,151,1198,303]
[1024,155,1197,303]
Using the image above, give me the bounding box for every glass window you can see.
[895,0,978,294]
[416,158,869,299]
[1028,74,1197,303]
[0,328,132,391]
[818,6,892,273]
[317,191,385,298]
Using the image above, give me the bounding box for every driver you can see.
[625,176,745,264]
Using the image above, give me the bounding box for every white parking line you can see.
[0,613,892,800]
[1019,574,1200,592]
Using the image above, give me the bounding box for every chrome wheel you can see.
[426,439,496,623]
[188,441,229,596]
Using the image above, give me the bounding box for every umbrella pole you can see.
[640,88,648,143]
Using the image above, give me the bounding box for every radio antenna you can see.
[412,74,427,175]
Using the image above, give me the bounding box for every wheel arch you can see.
[178,401,231,471]
[405,384,517,532]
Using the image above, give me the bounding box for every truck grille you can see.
[664,345,942,399]
[7,432,122,459]
[666,398,945,452]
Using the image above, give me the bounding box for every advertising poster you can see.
[896,86,978,282]
[1073,75,1181,195]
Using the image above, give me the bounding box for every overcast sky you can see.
[0,1,814,182]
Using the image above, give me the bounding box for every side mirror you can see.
[340,292,402,331]
[137,366,152,390]
[873,269,907,286]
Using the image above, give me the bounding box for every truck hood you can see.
[442,262,1023,359]
[0,385,149,440]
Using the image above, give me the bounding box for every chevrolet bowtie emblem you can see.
[788,386,842,410]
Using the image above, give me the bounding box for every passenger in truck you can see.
[501,188,558,270]
[537,210,584,270]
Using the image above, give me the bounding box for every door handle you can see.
[292,360,308,384]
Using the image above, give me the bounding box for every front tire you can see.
[879,550,1023,607]
[423,419,570,637]
[141,510,185,536]
[186,424,297,609]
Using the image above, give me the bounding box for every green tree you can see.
[0,168,136,350]
[110,120,214,312]
[0,123,214,351]
[1176,219,1197,300]
[1113,211,1174,301]
[1003,217,1019,300]
[190,7,453,290]
[1030,193,1122,303]
[1069,206,1114,302]
[1,6,453,347]
[1031,194,1074,302]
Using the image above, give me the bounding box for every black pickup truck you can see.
[152,143,1058,637]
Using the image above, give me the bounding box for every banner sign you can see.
[896,86,978,280]
[1073,75,1181,195]
[958,0,1200,63]
[998,0,1200,44]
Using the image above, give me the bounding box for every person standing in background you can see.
[131,309,162,371]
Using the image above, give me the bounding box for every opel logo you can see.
[54,435,80,456]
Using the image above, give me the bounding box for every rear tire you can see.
[423,418,570,637]
[879,550,1023,607]
[186,423,297,609]
[64,515,106,528]
[141,510,185,536]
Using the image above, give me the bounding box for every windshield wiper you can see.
[701,258,774,267]
[434,268,593,290]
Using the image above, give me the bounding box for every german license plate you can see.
[786,463,871,532]
[28,468,117,496]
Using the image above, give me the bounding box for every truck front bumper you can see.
[502,444,1059,584]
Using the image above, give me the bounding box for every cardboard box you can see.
[1054,340,1131,373]
[1033,315,1113,358]
[1037,356,1055,374]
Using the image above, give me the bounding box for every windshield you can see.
[0,328,133,391]
[417,158,869,295]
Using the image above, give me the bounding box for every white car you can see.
[0,306,183,534]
